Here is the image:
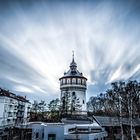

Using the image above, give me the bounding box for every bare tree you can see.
[70,93,82,115]
[60,90,71,116]
[60,90,82,116]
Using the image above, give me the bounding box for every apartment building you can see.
[16,96,31,125]
[0,88,31,129]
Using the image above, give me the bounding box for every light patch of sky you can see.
[0,0,140,102]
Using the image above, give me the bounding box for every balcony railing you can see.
[60,84,86,89]
[60,82,86,86]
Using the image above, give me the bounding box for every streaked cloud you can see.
[0,0,140,102]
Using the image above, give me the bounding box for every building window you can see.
[36,132,39,138]
[84,80,86,85]
[83,100,85,104]
[48,134,56,140]
[63,79,66,84]
[78,78,81,84]
[67,78,70,84]
[42,132,44,139]
[72,92,75,96]
[72,78,76,84]
[61,80,62,85]
[82,79,84,84]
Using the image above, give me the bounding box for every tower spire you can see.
[70,50,77,71]
[72,50,74,62]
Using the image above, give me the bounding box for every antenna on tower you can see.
[72,50,74,60]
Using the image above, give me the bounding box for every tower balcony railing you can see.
[60,83,86,89]
[60,82,86,86]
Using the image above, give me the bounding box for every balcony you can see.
[60,84,86,89]
[17,112,24,117]
[8,115,13,117]
[14,107,17,110]
[7,118,11,122]
[27,106,31,109]
[8,112,13,118]
[17,106,25,111]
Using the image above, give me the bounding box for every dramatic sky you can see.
[0,0,140,103]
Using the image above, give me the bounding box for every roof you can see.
[94,116,140,127]
[60,56,87,80]
[0,88,29,102]
[61,69,86,78]
[61,115,93,124]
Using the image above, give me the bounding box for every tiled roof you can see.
[94,116,140,127]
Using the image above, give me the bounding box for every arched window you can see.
[83,100,85,104]
[72,92,75,96]
[61,80,63,85]
[67,78,70,84]
[84,80,86,85]
[78,78,81,84]
[72,78,76,84]
[82,79,85,85]
[63,79,66,84]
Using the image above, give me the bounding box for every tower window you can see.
[36,132,39,138]
[72,92,75,96]
[65,78,67,84]
[72,78,76,84]
[84,80,86,85]
[83,100,85,104]
[67,78,70,84]
[78,78,81,84]
[63,79,65,84]
[61,80,63,85]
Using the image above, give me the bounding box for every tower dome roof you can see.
[59,52,87,80]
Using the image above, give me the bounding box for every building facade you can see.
[0,91,18,128]
[26,122,107,140]
[16,96,31,125]
[59,54,87,114]
[0,88,31,129]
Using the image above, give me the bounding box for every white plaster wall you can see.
[89,132,108,140]
[65,133,107,140]
[44,125,64,140]
[0,104,4,127]
[27,123,107,140]
[24,102,28,123]
[75,90,86,112]
[64,124,107,140]
[0,96,19,127]
[65,134,89,140]
[61,89,86,113]
[29,124,44,140]
[24,102,31,123]
[0,97,6,127]
[0,101,5,117]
